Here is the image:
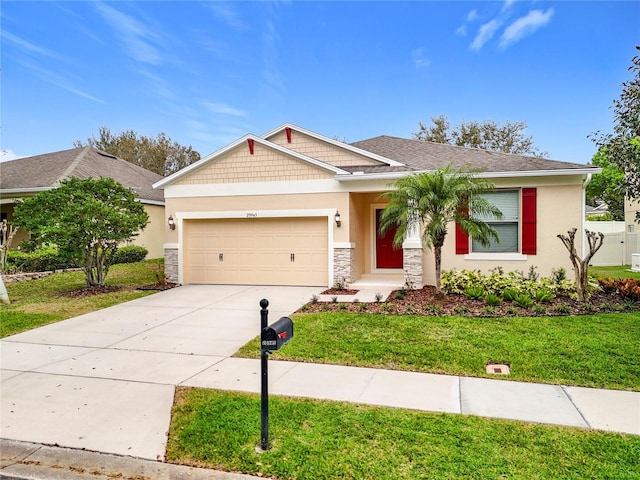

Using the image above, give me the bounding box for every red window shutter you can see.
[521,188,536,255]
[455,222,469,254]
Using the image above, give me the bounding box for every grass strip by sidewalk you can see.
[167,388,640,480]
[236,312,640,391]
[0,260,163,338]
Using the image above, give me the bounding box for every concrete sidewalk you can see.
[1,285,638,479]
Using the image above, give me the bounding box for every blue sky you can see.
[2,1,638,165]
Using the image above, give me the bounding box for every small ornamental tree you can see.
[557,228,605,301]
[378,166,503,293]
[13,177,149,287]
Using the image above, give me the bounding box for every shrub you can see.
[464,285,485,300]
[482,306,497,316]
[338,302,348,310]
[598,278,640,302]
[515,294,534,308]
[109,245,148,265]
[555,303,571,314]
[502,288,518,302]
[357,303,368,312]
[6,246,78,272]
[310,294,319,304]
[533,305,547,316]
[374,292,383,302]
[534,288,554,303]
[331,296,338,303]
[484,293,502,306]
[424,304,443,315]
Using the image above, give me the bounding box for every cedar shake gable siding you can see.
[171,141,335,186]
[267,129,385,169]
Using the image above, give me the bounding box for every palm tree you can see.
[378,165,503,293]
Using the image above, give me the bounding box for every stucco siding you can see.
[131,204,165,259]
[268,130,383,167]
[172,143,333,186]
[429,183,585,284]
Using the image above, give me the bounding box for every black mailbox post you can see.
[259,299,294,451]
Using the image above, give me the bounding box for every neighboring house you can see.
[0,146,165,259]
[154,123,601,288]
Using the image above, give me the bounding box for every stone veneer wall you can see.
[333,247,355,286]
[164,247,179,284]
[403,247,423,289]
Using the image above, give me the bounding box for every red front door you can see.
[375,209,403,269]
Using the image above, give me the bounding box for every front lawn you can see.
[167,388,640,480]
[236,311,640,391]
[0,260,165,338]
[590,265,640,280]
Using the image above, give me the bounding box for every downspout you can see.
[582,173,592,258]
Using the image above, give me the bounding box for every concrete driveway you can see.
[0,285,321,460]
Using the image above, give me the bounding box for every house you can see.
[0,146,165,259]
[154,123,601,288]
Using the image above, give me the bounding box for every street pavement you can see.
[1,284,638,479]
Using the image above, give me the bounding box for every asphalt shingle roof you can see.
[350,135,593,174]
[0,147,164,203]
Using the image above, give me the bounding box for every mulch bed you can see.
[321,288,360,295]
[61,282,178,298]
[61,285,125,298]
[301,286,639,316]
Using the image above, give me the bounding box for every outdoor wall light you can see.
[168,215,176,230]
[334,210,341,228]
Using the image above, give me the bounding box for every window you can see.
[455,188,537,256]
[472,190,519,253]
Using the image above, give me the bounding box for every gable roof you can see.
[350,135,598,177]
[0,146,164,203]
[262,123,405,167]
[154,133,351,189]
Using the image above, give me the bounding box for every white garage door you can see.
[183,217,328,286]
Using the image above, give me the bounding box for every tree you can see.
[591,46,640,203]
[75,127,201,176]
[413,114,549,157]
[378,165,503,293]
[585,148,625,220]
[13,177,149,287]
[557,228,605,302]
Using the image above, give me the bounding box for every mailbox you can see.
[261,316,294,351]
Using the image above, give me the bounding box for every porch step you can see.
[349,274,405,289]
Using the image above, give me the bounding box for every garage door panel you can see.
[184,217,328,286]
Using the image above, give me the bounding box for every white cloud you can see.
[467,9,479,22]
[209,3,249,31]
[470,19,502,51]
[2,31,69,62]
[202,102,247,118]
[0,150,21,162]
[502,0,517,13]
[411,48,431,69]
[500,8,554,49]
[94,2,164,65]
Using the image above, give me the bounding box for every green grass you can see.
[167,388,640,480]
[0,259,164,338]
[590,265,640,280]
[237,312,640,391]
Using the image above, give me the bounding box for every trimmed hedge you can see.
[5,247,78,273]
[109,245,148,265]
[4,245,148,273]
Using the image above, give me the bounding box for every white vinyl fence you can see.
[589,232,640,266]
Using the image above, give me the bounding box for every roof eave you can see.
[335,167,602,182]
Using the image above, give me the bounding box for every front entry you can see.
[375,209,403,269]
